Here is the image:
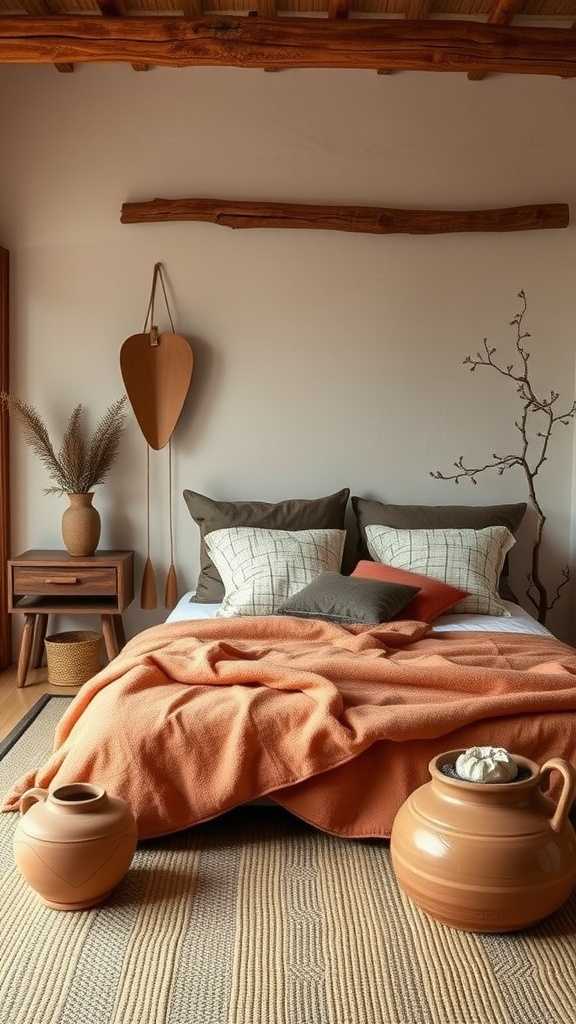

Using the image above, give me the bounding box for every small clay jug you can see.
[62,493,101,557]
[391,749,576,933]
[14,783,137,910]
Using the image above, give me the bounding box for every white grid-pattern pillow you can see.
[205,527,346,618]
[365,525,515,616]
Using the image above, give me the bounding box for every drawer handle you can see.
[43,576,80,585]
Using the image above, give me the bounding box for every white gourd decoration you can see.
[455,746,518,784]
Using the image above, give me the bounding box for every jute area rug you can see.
[0,696,575,1024]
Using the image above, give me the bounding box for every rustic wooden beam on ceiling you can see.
[468,0,526,80]
[562,22,576,78]
[95,0,152,71]
[405,0,432,18]
[256,0,276,15]
[2,17,576,76]
[120,198,570,235]
[181,0,203,14]
[17,0,48,12]
[328,0,350,18]
[97,0,124,12]
[248,4,279,68]
[17,0,74,72]
[397,0,432,77]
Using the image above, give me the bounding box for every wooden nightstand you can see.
[8,550,134,688]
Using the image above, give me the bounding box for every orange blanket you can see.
[4,617,576,839]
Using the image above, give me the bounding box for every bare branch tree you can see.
[430,291,575,624]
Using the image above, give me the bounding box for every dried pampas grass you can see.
[1,393,128,495]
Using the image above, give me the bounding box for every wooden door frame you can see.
[0,248,10,669]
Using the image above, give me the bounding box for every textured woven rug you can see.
[1,696,576,1024]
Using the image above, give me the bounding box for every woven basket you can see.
[44,631,103,688]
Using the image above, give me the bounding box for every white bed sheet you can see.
[167,592,551,637]
[432,600,550,636]
[166,593,221,622]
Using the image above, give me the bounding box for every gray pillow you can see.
[351,499,527,600]
[184,488,350,604]
[278,572,419,625]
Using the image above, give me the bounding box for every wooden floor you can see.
[0,664,79,741]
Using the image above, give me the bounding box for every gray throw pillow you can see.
[278,572,419,625]
[184,488,350,604]
[351,499,526,600]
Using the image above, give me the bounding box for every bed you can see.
[5,596,575,842]
[4,491,574,841]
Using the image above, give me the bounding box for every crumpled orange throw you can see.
[3,616,576,839]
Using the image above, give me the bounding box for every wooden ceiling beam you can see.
[469,0,526,80]
[96,0,152,71]
[97,0,124,12]
[562,21,576,78]
[181,0,203,14]
[256,0,276,15]
[121,197,570,235]
[17,0,48,12]
[248,5,280,70]
[398,0,432,78]
[328,0,350,18]
[479,0,527,22]
[1,17,576,77]
[405,0,432,18]
[17,0,73,71]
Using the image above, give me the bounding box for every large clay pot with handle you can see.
[14,783,137,911]
[391,749,576,933]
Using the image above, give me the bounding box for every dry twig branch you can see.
[430,292,575,624]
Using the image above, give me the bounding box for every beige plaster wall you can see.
[0,64,574,638]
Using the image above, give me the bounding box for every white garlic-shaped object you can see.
[455,746,518,784]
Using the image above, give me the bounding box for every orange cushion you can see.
[352,560,467,623]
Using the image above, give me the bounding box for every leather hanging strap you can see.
[142,262,176,341]
[140,442,157,610]
[138,262,180,610]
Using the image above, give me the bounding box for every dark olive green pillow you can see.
[278,572,419,625]
[184,488,350,604]
[351,499,526,601]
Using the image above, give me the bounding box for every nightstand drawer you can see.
[13,566,117,597]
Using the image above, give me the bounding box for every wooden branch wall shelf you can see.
[121,198,570,236]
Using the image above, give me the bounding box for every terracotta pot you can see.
[14,783,137,911]
[391,749,576,933]
[62,493,101,557]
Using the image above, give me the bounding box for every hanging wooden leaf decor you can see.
[120,265,193,450]
[121,263,193,610]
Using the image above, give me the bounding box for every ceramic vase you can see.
[14,783,137,910]
[390,749,576,933]
[62,493,101,556]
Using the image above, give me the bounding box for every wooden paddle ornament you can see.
[120,327,193,451]
[121,264,193,609]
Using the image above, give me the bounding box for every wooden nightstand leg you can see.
[17,614,36,688]
[101,615,119,662]
[31,614,48,669]
[114,616,126,652]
